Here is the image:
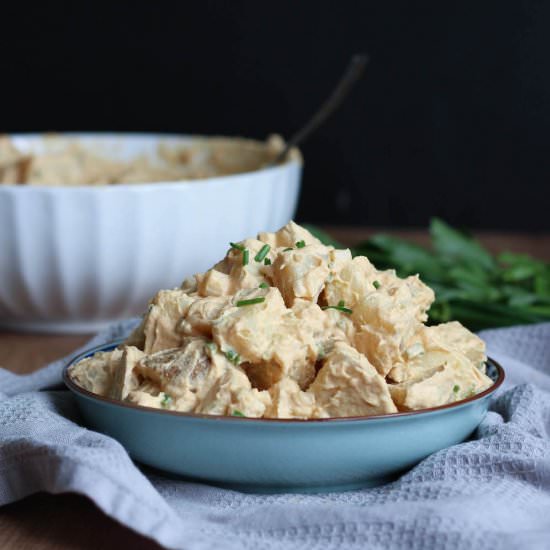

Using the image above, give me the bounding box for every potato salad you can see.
[69,222,493,419]
[0,134,287,185]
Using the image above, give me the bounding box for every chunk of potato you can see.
[68,349,122,396]
[264,378,316,419]
[258,220,322,249]
[271,244,330,307]
[109,346,145,400]
[130,289,197,353]
[309,342,397,418]
[388,349,493,411]
[213,288,317,389]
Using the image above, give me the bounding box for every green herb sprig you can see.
[236,297,265,307]
[255,244,270,262]
[225,350,241,365]
[322,300,353,314]
[229,241,250,267]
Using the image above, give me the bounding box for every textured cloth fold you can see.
[1,322,549,550]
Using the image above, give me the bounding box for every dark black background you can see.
[2,1,549,230]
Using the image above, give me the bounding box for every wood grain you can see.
[0,333,90,374]
[0,494,161,550]
[0,228,549,549]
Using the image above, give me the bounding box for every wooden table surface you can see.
[1,227,549,549]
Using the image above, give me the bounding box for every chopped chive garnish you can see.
[254,244,271,262]
[283,247,293,252]
[295,240,306,248]
[206,341,217,352]
[264,258,272,265]
[373,280,381,289]
[161,394,172,408]
[236,297,266,307]
[232,410,245,417]
[453,385,460,393]
[230,242,245,251]
[259,282,269,289]
[225,350,240,365]
[242,249,249,266]
[322,303,353,314]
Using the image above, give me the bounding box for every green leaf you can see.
[363,235,447,280]
[501,263,538,282]
[451,280,500,303]
[438,302,523,331]
[428,300,453,323]
[430,218,495,271]
[447,266,492,289]
[500,285,540,307]
[534,271,550,297]
[458,301,544,324]
[498,251,544,269]
[507,293,539,308]
[428,283,467,302]
[522,304,550,316]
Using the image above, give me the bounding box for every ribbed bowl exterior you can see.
[0,135,301,332]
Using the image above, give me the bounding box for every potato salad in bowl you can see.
[69,221,493,420]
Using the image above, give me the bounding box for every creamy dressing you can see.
[69,221,493,418]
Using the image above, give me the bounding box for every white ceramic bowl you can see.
[0,133,302,333]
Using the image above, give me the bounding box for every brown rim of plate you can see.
[63,340,505,424]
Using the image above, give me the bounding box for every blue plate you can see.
[64,341,505,493]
